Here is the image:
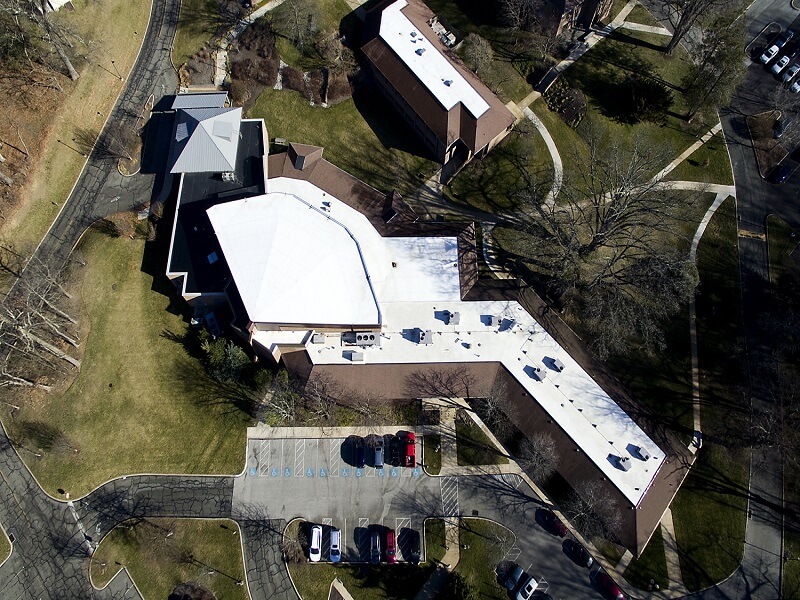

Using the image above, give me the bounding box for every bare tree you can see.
[517,432,558,482]
[404,366,476,403]
[562,480,621,541]
[655,0,744,55]
[497,0,543,33]
[303,373,339,422]
[273,0,320,52]
[462,33,493,76]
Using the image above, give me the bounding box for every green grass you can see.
[290,563,433,600]
[249,88,436,199]
[3,229,251,496]
[90,519,248,599]
[594,538,625,566]
[446,117,553,214]
[784,530,800,600]
[173,0,219,67]
[422,0,534,103]
[623,525,669,590]
[425,519,447,564]
[271,0,352,70]
[767,215,799,284]
[564,27,717,173]
[0,527,10,564]
[423,434,441,475]
[665,132,734,185]
[451,519,512,598]
[455,417,509,467]
[623,4,663,28]
[672,198,749,591]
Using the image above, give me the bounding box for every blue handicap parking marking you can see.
[356,468,362,478]
[306,468,314,478]
[378,469,385,477]
[284,467,292,477]
[342,468,349,477]
[271,467,279,477]
[413,468,420,478]
[249,467,257,477]
[320,468,327,477]
[390,468,398,477]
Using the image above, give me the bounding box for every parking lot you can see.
[233,433,436,563]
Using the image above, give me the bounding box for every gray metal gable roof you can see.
[170,107,243,174]
[171,92,229,110]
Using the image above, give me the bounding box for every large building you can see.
[163,97,692,556]
[361,0,515,181]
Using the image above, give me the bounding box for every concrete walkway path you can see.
[619,21,672,36]
[653,123,724,182]
[523,107,563,205]
[660,508,689,595]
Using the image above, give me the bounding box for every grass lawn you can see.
[272,0,352,70]
[425,519,447,564]
[623,525,669,590]
[90,518,248,599]
[423,434,441,475]
[173,0,219,67]
[784,530,800,600]
[767,215,799,284]
[672,198,749,591]
[594,538,625,567]
[455,417,509,467]
[3,228,251,496]
[665,132,734,186]
[563,27,717,175]
[623,4,663,28]
[0,527,10,564]
[451,519,512,598]
[0,0,150,284]
[423,0,535,103]
[446,116,553,215]
[248,88,436,199]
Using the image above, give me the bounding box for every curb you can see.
[283,518,304,600]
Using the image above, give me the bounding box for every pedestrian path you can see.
[619,21,671,36]
[523,107,563,205]
[652,123,724,182]
[660,508,689,595]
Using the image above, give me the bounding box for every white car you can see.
[309,524,322,562]
[784,64,800,82]
[762,45,779,63]
[516,576,539,600]
[773,55,792,74]
[791,80,800,93]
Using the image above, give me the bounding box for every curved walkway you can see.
[523,107,563,205]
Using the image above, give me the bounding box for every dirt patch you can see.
[746,110,789,178]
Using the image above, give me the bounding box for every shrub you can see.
[282,65,306,95]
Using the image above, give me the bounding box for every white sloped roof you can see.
[379,0,490,118]
[170,107,242,173]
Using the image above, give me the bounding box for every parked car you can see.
[592,571,625,600]
[784,63,800,82]
[791,79,800,93]
[563,539,593,568]
[309,524,322,562]
[538,509,568,537]
[515,574,538,600]
[773,55,792,74]
[373,437,385,468]
[370,529,381,564]
[330,528,341,564]
[386,529,397,563]
[770,163,793,184]
[355,437,366,468]
[774,116,794,139]
[404,432,416,468]
[504,565,524,591]
[761,45,779,63]
[389,435,402,466]
[776,30,797,50]
[408,529,421,564]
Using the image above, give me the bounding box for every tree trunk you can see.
[28,332,81,368]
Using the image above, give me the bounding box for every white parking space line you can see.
[499,473,522,489]
[329,439,341,477]
[504,544,522,562]
[322,518,333,527]
[258,439,270,476]
[295,439,305,477]
[440,477,460,517]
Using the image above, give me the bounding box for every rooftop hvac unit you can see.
[618,456,632,472]
[552,358,565,372]
[341,331,381,347]
[311,333,325,344]
[632,445,651,461]
[419,329,433,345]
[489,316,501,327]
[530,366,546,381]
[442,310,461,325]
[350,351,364,362]
[221,171,235,182]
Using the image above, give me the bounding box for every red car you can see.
[593,571,625,600]
[404,432,416,468]
[538,509,567,537]
[386,529,397,563]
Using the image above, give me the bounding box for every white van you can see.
[330,528,341,563]
[309,525,322,562]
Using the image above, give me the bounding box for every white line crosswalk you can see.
[440,476,459,517]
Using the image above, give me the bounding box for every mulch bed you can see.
[746,110,788,178]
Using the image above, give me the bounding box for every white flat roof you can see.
[293,300,665,505]
[380,0,491,118]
